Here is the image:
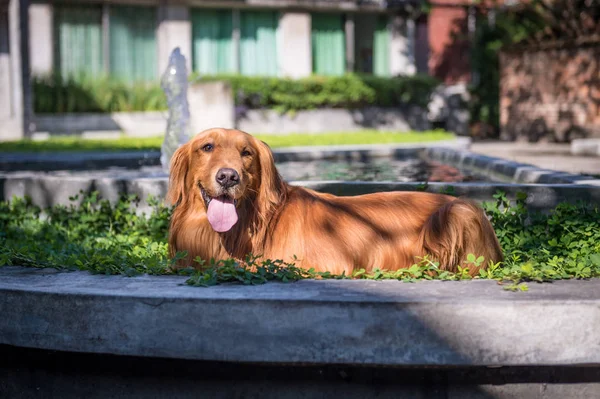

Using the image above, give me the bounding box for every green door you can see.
[54,5,104,79]
[373,15,390,76]
[191,9,235,75]
[311,13,345,76]
[109,6,157,81]
[239,11,279,76]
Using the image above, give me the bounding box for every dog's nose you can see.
[216,168,240,188]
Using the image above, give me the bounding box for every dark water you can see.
[276,159,484,183]
[0,159,486,183]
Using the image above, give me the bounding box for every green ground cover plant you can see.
[1,191,598,290]
[0,130,455,153]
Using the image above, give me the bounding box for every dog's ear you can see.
[253,138,286,216]
[167,143,190,206]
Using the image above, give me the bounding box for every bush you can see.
[1,191,599,290]
[483,192,600,285]
[0,193,171,276]
[33,73,438,114]
[359,75,440,108]
[33,74,167,114]
[192,73,439,112]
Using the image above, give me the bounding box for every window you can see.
[373,16,390,77]
[354,14,390,77]
[191,9,279,77]
[54,5,157,82]
[239,11,278,76]
[191,9,235,75]
[109,6,157,82]
[311,13,345,76]
[54,5,104,78]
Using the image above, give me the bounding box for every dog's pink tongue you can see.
[207,197,238,233]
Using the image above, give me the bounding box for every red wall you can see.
[427,0,472,84]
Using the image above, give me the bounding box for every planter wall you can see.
[32,106,431,137]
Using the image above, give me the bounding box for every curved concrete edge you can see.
[0,150,163,172]
[299,181,600,210]
[424,147,600,185]
[2,174,600,212]
[1,266,600,367]
[0,138,471,172]
[571,138,600,157]
[2,139,600,210]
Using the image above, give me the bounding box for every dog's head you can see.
[167,128,285,233]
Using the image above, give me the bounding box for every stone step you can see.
[1,266,599,367]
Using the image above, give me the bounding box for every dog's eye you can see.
[201,144,213,152]
[241,149,251,157]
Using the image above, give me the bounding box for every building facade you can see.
[28,0,424,81]
[2,0,491,140]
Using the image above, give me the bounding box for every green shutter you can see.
[110,6,157,81]
[239,11,278,76]
[54,5,104,79]
[311,13,345,76]
[373,16,390,77]
[191,9,235,75]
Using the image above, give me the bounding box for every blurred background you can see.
[0,0,598,148]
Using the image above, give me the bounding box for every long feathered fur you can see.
[168,128,503,275]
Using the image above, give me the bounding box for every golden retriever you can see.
[168,128,503,276]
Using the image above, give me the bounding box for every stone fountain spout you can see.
[160,47,192,172]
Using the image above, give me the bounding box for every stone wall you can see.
[500,44,600,142]
[237,107,430,134]
[33,112,168,138]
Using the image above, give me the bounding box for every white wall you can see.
[390,15,416,76]
[28,3,53,76]
[157,5,192,77]
[0,0,25,141]
[1,5,12,120]
[279,11,311,78]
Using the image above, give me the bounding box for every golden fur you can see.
[168,128,503,276]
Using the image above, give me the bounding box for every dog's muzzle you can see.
[215,168,240,189]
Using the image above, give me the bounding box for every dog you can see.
[167,128,503,276]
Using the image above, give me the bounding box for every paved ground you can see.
[471,141,600,176]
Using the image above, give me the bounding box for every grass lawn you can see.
[0,130,455,153]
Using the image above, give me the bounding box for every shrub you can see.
[482,191,600,285]
[0,193,171,276]
[33,73,439,114]
[359,75,440,108]
[32,73,167,114]
[192,73,439,112]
